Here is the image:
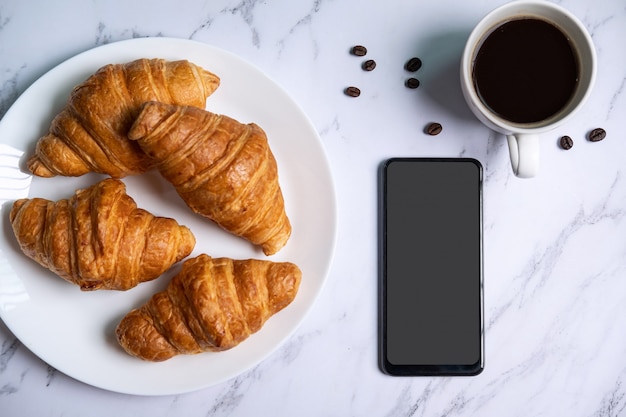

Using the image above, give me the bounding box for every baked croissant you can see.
[116,254,301,361]
[127,101,291,256]
[28,58,220,178]
[9,178,196,291]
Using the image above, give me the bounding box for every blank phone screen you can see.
[381,158,483,376]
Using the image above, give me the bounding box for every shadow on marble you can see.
[412,29,478,123]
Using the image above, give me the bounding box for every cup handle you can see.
[506,134,539,178]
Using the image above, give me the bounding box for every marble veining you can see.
[1,0,626,415]
[608,76,626,119]
[45,365,57,387]
[221,0,262,48]
[0,336,19,373]
[207,371,257,416]
[0,68,22,119]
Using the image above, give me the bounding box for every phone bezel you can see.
[378,157,485,376]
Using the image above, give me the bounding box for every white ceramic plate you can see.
[0,38,336,395]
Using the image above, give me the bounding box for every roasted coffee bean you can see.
[405,57,423,72]
[362,59,376,71]
[559,135,574,150]
[405,78,420,89]
[588,128,606,142]
[344,86,361,97]
[426,122,442,135]
[351,45,367,56]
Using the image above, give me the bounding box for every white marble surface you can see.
[1,0,626,415]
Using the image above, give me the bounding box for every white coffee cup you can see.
[460,0,596,178]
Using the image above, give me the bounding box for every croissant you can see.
[115,254,301,361]
[28,58,220,178]
[9,178,196,291]
[127,101,292,256]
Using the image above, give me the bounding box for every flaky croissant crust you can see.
[116,254,301,361]
[28,58,220,178]
[9,178,196,291]
[128,101,292,255]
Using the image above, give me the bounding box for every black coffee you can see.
[473,18,579,124]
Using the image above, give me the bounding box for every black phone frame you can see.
[378,157,485,377]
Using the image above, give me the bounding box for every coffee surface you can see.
[473,18,579,124]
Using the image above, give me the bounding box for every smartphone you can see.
[380,158,484,376]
